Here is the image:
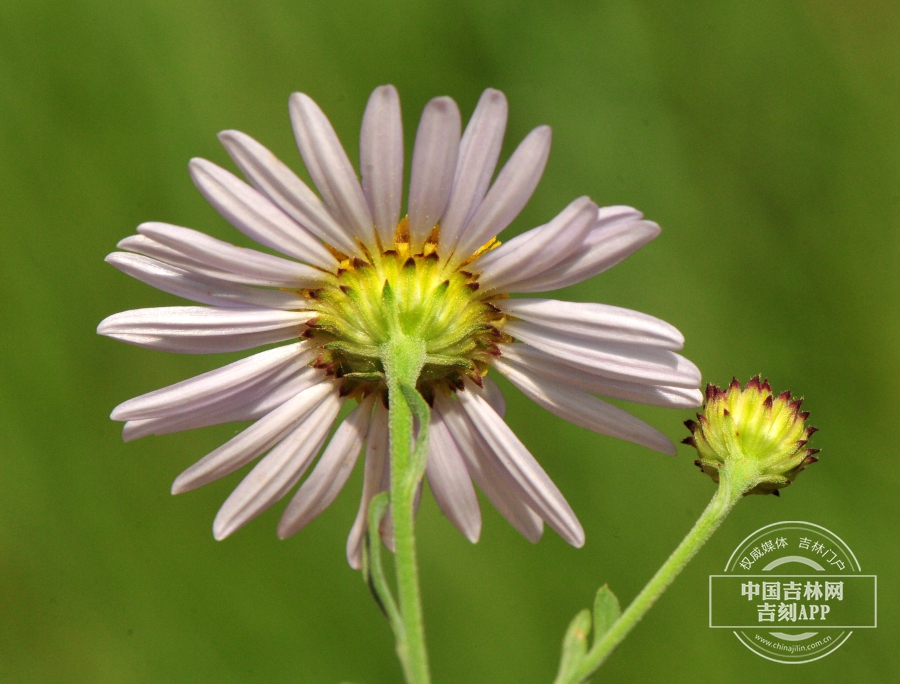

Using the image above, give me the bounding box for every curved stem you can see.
[561,464,749,683]
[363,492,402,631]
[383,335,430,684]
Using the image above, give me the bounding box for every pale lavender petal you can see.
[103,333,288,355]
[218,130,361,257]
[480,376,506,418]
[596,205,644,224]
[347,401,389,570]
[470,222,572,291]
[439,89,508,257]
[407,96,461,252]
[117,234,290,288]
[435,395,543,542]
[175,367,323,427]
[492,298,684,350]
[213,392,344,539]
[289,92,377,253]
[504,319,701,389]
[122,367,325,441]
[111,341,311,421]
[138,223,329,288]
[278,396,375,538]
[507,219,661,293]
[426,408,481,542]
[105,252,306,310]
[359,86,404,248]
[97,306,314,354]
[118,234,210,271]
[450,126,552,267]
[493,357,676,455]
[456,389,584,547]
[189,158,339,271]
[475,196,597,292]
[171,380,338,494]
[496,344,703,409]
[378,440,396,553]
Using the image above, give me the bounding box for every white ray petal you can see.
[171,380,338,494]
[289,92,377,253]
[456,389,584,547]
[493,298,684,350]
[176,366,322,428]
[97,306,313,354]
[475,196,597,292]
[100,332,294,355]
[118,234,208,269]
[494,356,676,455]
[118,234,292,288]
[377,436,397,553]
[218,130,361,257]
[508,219,661,292]
[434,395,543,543]
[480,376,506,418]
[426,408,481,542]
[407,96,461,253]
[138,222,329,288]
[470,218,578,291]
[213,392,343,539]
[347,401,389,570]
[98,306,311,334]
[496,344,703,409]
[596,205,644,223]
[360,86,404,248]
[105,252,306,310]
[189,158,338,271]
[122,367,325,441]
[112,341,311,421]
[278,396,375,538]
[450,126,552,267]
[439,89,508,257]
[504,319,701,389]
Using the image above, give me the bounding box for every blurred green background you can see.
[1,1,897,682]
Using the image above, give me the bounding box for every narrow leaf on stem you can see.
[556,609,592,683]
[592,585,621,643]
[399,381,431,488]
[362,492,402,632]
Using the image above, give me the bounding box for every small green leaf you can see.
[556,608,592,681]
[593,585,621,643]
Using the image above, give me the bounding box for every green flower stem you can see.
[561,461,753,684]
[382,334,430,684]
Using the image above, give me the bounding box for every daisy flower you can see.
[98,86,702,568]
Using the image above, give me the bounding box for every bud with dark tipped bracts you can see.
[683,376,819,495]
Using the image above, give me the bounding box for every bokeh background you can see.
[1,1,897,682]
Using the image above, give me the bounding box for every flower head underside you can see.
[99,85,702,566]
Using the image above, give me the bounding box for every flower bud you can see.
[683,377,819,495]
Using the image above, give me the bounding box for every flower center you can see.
[303,219,510,402]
